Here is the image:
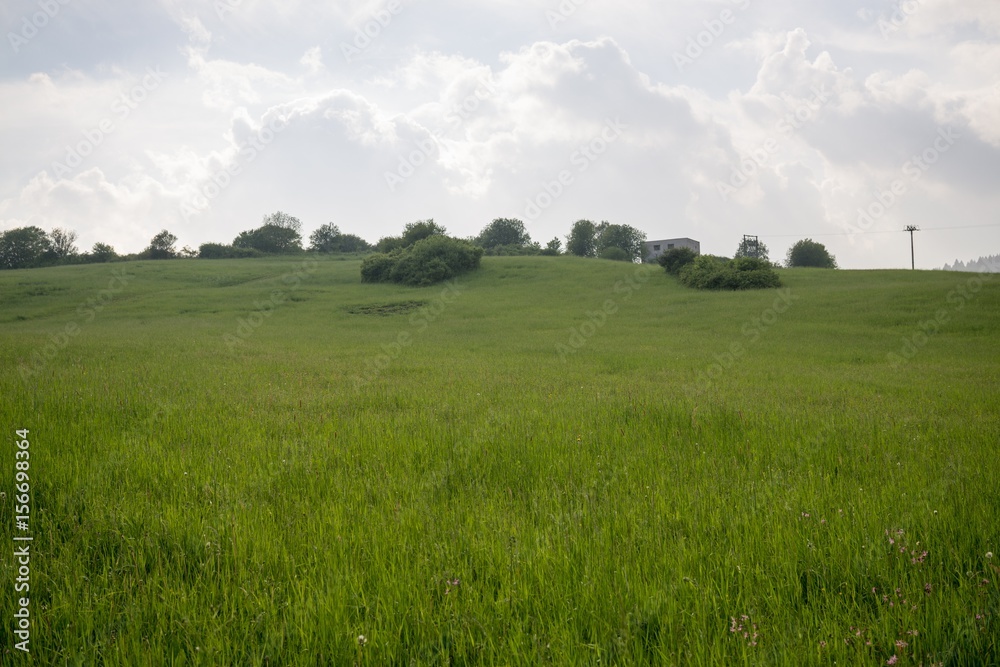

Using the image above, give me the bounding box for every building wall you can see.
[644,238,700,261]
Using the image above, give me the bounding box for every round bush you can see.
[657,247,698,275]
[361,236,484,286]
[678,255,781,290]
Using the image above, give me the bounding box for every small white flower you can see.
[357,635,367,647]
[988,552,994,559]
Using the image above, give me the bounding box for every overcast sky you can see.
[2,0,998,269]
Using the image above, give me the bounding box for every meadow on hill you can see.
[1,256,998,665]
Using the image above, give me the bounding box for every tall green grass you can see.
[1,257,997,665]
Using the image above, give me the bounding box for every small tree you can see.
[49,228,79,259]
[401,220,446,246]
[334,234,372,253]
[476,218,532,249]
[309,223,342,253]
[89,242,118,263]
[566,219,597,257]
[310,224,372,253]
[145,230,178,259]
[658,247,697,275]
[735,237,769,262]
[786,238,837,268]
[234,224,302,254]
[376,236,404,253]
[596,222,646,263]
[374,220,445,253]
[541,237,562,256]
[261,211,303,233]
[0,226,52,269]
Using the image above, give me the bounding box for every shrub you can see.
[85,242,118,263]
[198,243,262,259]
[657,247,698,275]
[233,224,302,254]
[376,236,405,253]
[141,230,179,259]
[596,223,646,262]
[361,236,483,287]
[540,238,562,256]
[476,218,532,250]
[401,220,446,247]
[332,234,373,253]
[786,238,837,268]
[599,246,631,262]
[678,255,781,290]
[360,253,397,283]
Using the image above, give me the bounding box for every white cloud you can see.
[1,0,998,269]
[300,46,324,74]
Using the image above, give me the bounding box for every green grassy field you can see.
[1,255,998,665]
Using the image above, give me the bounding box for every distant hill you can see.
[939,253,1000,272]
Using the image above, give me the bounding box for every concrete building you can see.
[644,238,700,262]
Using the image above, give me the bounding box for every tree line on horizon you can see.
[0,213,655,270]
[1,212,850,272]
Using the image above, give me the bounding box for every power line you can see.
[758,223,1000,239]
[760,230,897,238]
[917,223,1000,232]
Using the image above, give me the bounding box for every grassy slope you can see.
[0,256,998,665]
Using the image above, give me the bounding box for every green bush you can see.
[598,246,631,262]
[361,236,483,286]
[657,247,698,275]
[198,243,262,259]
[678,255,781,290]
[786,238,838,268]
[360,253,397,283]
[233,224,302,254]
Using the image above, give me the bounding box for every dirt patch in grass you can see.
[345,300,428,316]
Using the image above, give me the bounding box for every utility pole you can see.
[743,235,760,259]
[904,225,919,270]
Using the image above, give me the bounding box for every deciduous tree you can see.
[233,224,302,254]
[145,230,178,259]
[0,226,52,269]
[49,228,79,259]
[566,219,597,257]
[786,238,837,268]
[596,222,646,263]
[735,237,769,262]
[476,218,532,249]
